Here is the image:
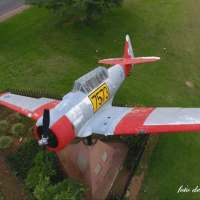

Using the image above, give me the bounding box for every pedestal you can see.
[57,140,128,200]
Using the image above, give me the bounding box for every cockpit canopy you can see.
[73,67,108,94]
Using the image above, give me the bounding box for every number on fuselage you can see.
[89,83,110,112]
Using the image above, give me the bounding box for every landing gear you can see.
[72,135,119,146]
[83,135,98,146]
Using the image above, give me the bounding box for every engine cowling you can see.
[34,116,75,152]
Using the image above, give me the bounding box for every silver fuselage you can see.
[36,65,125,137]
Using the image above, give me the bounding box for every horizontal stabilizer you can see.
[99,57,160,65]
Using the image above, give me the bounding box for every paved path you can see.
[0,0,29,22]
[0,0,24,16]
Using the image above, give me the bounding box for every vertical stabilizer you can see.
[98,35,160,77]
[123,34,134,76]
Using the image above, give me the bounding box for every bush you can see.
[25,150,64,190]
[33,175,85,200]
[28,126,34,135]
[25,151,58,190]
[0,136,13,149]
[7,139,85,200]
[13,113,22,120]
[6,139,40,179]
[0,192,4,200]
[11,122,26,137]
[25,151,85,200]
[51,179,85,200]
[0,120,9,136]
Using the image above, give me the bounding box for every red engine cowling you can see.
[34,116,75,152]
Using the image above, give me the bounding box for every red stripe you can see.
[114,107,154,135]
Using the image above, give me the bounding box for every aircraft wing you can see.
[88,107,200,136]
[0,92,59,120]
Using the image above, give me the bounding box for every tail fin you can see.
[99,35,160,77]
[124,35,134,58]
[123,34,134,76]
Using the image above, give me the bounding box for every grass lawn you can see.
[1,0,200,199]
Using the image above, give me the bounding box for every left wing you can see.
[0,92,60,120]
[86,106,200,136]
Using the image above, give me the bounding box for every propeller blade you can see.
[43,109,50,128]
[42,109,50,139]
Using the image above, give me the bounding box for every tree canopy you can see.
[26,0,123,23]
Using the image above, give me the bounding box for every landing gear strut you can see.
[83,135,98,146]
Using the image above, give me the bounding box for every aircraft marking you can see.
[89,83,110,112]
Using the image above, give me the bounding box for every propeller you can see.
[38,109,50,146]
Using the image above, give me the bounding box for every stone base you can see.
[57,140,128,200]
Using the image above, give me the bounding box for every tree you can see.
[26,0,123,23]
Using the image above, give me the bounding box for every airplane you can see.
[1,35,200,152]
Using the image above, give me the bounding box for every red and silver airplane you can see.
[1,35,200,152]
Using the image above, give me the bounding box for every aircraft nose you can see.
[34,115,75,152]
[48,116,75,152]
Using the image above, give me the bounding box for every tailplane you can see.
[99,34,160,76]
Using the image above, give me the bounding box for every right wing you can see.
[83,106,200,136]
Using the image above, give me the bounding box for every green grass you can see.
[1,0,200,199]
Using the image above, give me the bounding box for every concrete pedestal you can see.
[57,140,128,200]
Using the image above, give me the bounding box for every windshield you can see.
[73,67,108,93]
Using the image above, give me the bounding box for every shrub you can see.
[0,120,9,136]
[25,151,57,190]
[7,139,85,199]
[28,126,34,135]
[6,139,40,179]
[13,113,22,120]
[33,175,85,200]
[11,122,26,137]
[25,150,85,200]
[0,136,13,149]
[25,151,64,190]
[52,179,85,200]
[0,192,4,200]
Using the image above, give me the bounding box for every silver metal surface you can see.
[144,108,200,125]
[0,93,53,111]
[78,105,131,136]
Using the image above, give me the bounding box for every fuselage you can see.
[36,64,125,138]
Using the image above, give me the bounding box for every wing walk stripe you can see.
[114,107,154,135]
